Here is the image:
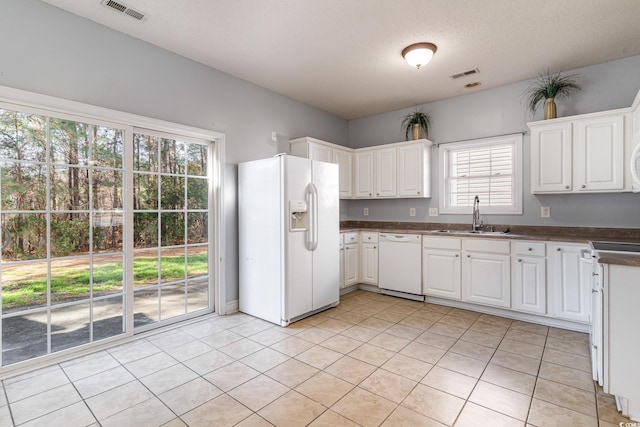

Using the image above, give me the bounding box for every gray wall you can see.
[0,0,348,303]
[347,56,640,228]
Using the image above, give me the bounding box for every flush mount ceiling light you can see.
[402,42,437,69]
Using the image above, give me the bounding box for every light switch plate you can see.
[429,208,438,217]
[409,208,416,217]
[363,208,369,216]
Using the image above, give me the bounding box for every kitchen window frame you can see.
[438,133,523,215]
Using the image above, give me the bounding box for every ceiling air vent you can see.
[101,0,146,21]
[450,68,480,80]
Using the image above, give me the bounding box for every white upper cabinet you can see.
[291,137,432,199]
[333,148,353,198]
[530,122,572,193]
[308,143,333,163]
[398,141,431,197]
[529,111,625,194]
[355,150,375,198]
[374,147,397,197]
[574,115,624,191]
[290,137,353,199]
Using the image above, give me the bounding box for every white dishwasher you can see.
[378,233,423,299]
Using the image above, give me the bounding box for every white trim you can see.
[225,299,238,314]
[0,85,223,142]
[0,84,226,371]
[439,133,523,215]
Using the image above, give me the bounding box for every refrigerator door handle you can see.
[305,183,319,251]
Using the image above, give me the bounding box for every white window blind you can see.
[439,133,522,214]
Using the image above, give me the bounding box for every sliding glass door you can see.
[0,104,216,367]
[132,130,211,330]
[0,107,126,365]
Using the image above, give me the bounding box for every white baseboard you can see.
[225,300,239,314]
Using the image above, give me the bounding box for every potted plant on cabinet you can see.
[401,109,431,140]
[524,70,581,120]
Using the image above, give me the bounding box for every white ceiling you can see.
[42,0,640,120]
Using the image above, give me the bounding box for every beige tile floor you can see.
[0,290,632,426]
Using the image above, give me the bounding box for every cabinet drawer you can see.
[361,232,379,243]
[464,238,510,254]
[343,232,359,244]
[514,241,546,256]
[423,236,461,250]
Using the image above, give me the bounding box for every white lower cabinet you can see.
[512,241,547,314]
[361,232,379,285]
[344,243,359,286]
[549,243,590,323]
[340,232,359,289]
[423,237,461,299]
[462,239,511,308]
[339,241,344,288]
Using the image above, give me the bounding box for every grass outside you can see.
[1,254,208,310]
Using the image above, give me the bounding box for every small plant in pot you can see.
[524,70,581,119]
[401,109,431,140]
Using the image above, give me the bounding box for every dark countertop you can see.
[340,220,640,244]
[596,253,640,267]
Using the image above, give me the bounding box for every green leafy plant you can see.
[401,109,431,140]
[524,70,581,115]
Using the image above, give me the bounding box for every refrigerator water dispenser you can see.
[289,200,308,231]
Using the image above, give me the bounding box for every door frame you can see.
[0,85,225,377]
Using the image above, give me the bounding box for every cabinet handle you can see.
[528,247,533,251]
[376,193,379,196]
[418,191,420,194]
[467,254,471,258]
[369,193,372,196]
[557,248,561,251]
[565,186,570,189]
[455,254,459,257]
[592,272,599,276]
[518,259,522,262]
[373,246,377,249]
[581,184,586,188]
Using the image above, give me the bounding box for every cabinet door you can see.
[574,115,624,191]
[355,151,374,198]
[531,122,573,193]
[463,252,511,307]
[361,243,378,285]
[423,249,461,299]
[375,147,397,197]
[334,148,353,198]
[549,244,590,322]
[512,256,546,314]
[397,143,425,197]
[344,244,359,286]
[339,244,345,288]
[308,142,333,163]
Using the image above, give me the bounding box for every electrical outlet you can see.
[271,131,277,142]
[541,206,550,218]
[363,208,369,216]
[429,208,438,217]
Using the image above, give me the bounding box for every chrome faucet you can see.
[472,195,481,231]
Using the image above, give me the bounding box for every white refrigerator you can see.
[238,154,339,326]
